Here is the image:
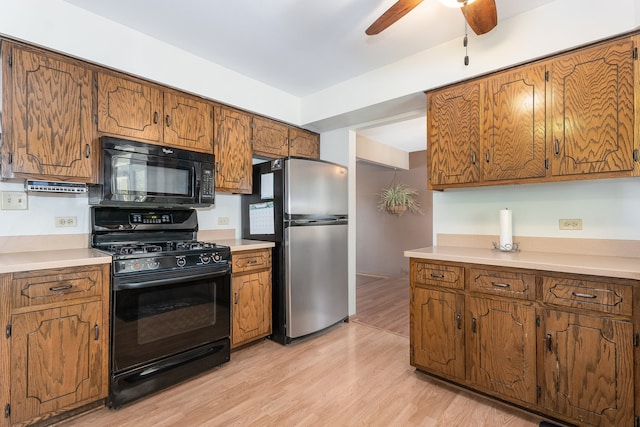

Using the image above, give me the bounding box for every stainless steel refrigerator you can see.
[241,157,348,344]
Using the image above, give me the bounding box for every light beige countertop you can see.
[215,239,275,252]
[0,248,112,274]
[405,246,640,281]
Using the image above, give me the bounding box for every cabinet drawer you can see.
[469,268,535,300]
[232,249,272,274]
[11,266,104,308]
[542,276,632,316]
[412,262,463,290]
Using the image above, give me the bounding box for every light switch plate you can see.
[1,191,28,210]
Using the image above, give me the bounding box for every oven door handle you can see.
[113,267,231,290]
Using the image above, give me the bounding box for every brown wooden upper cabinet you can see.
[428,80,481,188]
[550,37,636,177]
[428,35,639,190]
[289,127,320,159]
[252,116,289,158]
[1,41,97,182]
[97,72,214,153]
[252,117,320,160]
[214,106,253,194]
[481,64,547,182]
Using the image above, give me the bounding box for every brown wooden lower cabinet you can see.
[0,264,110,427]
[409,258,636,427]
[231,248,272,349]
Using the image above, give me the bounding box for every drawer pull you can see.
[49,284,73,292]
[471,318,477,333]
[94,324,99,341]
[491,281,510,288]
[546,333,553,352]
[571,291,597,299]
[430,273,445,279]
[247,260,258,265]
[234,292,238,304]
[456,314,462,330]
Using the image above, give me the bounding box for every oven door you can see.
[111,267,230,374]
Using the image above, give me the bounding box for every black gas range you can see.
[91,207,231,408]
[92,207,231,274]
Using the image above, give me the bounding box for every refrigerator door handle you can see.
[287,218,348,227]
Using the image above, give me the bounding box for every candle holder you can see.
[492,242,520,252]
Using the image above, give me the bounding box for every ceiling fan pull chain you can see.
[463,1,470,66]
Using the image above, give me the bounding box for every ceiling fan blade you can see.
[366,0,424,36]
[463,0,497,35]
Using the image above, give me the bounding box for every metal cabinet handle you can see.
[153,111,159,124]
[554,139,560,156]
[491,281,510,288]
[456,314,462,330]
[485,149,490,163]
[234,292,239,304]
[471,318,477,333]
[166,114,171,127]
[247,259,258,265]
[471,152,476,165]
[49,284,73,292]
[94,324,99,341]
[572,291,597,299]
[546,333,552,352]
[85,144,91,158]
[430,273,445,279]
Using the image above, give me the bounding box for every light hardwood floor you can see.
[60,275,545,427]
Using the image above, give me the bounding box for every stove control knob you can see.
[213,253,222,262]
[147,258,160,270]
[200,254,211,264]
[176,256,187,267]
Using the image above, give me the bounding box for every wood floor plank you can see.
[352,275,409,337]
[60,322,541,427]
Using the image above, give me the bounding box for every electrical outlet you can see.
[217,217,230,225]
[559,219,582,230]
[1,191,28,210]
[55,216,77,227]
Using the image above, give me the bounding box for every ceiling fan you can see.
[365,0,498,36]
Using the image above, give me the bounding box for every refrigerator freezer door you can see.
[285,158,348,216]
[285,222,348,339]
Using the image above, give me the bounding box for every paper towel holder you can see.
[492,241,520,252]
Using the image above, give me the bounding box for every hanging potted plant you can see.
[377,184,422,216]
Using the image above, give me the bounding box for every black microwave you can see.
[89,137,215,208]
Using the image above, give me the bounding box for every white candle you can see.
[499,208,512,250]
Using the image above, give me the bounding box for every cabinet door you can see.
[252,116,289,158]
[541,310,633,427]
[482,65,547,181]
[5,43,95,181]
[97,72,163,142]
[10,301,105,425]
[163,91,214,152]
[467,296,536,405]
[289,128,320,159]
[550,38,635,176]
[411,287,464,379]
[428,82,481,188]
[231,270,272,348]
[214,106,252,193]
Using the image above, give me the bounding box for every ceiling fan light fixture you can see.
[437,0,477,8]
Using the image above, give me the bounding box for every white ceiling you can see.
[63,0,555,153]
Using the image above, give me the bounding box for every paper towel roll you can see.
[499,208,512,250]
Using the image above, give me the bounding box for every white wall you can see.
[433,178,640,244]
